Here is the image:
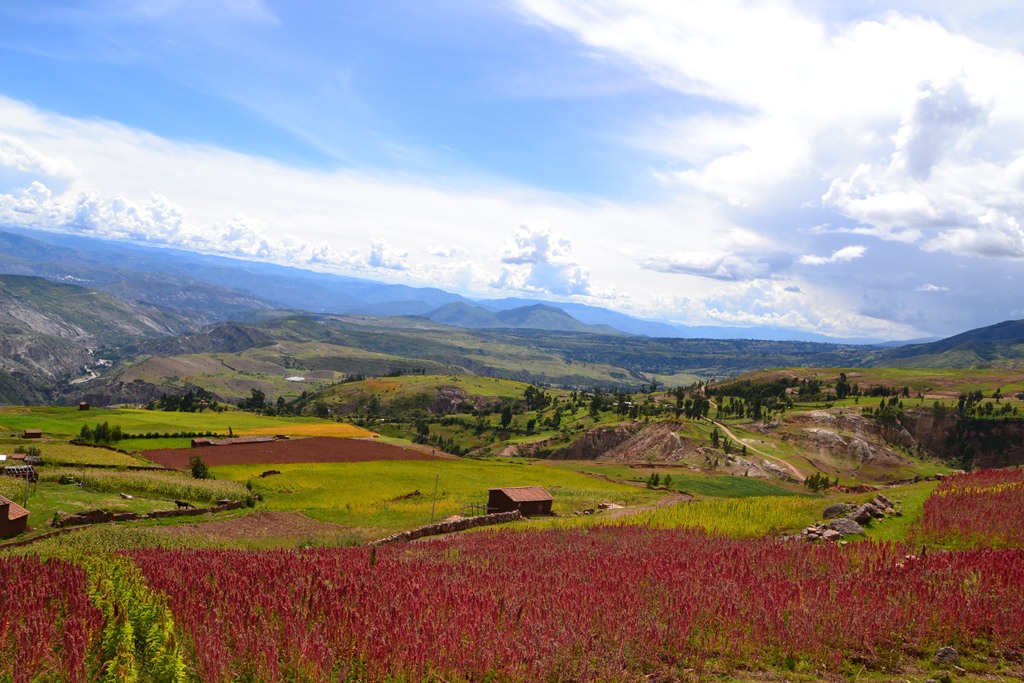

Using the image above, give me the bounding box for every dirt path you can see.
[711,419,806,482]
[601,492,693,521]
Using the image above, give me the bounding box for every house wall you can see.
[0,502,27,538]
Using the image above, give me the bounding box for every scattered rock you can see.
[119,492,133,500]
[821,529,842,542]
[873,493,894,508]
[934,646,960,665]
[598,502,624,510]
[259,469,282,478]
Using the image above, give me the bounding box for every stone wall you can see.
[372,511,523,546]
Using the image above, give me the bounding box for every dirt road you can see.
[710,419,806,482]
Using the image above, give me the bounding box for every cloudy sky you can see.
[1,1,1023,341]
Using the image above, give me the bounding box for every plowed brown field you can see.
[147,437,448,469]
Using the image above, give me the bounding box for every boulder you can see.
[873,493,894,508]
[827,517,864,537]
[934,646,960,665]
[821,529,842,542]
[851,505,875,524]
[823,503,856,519]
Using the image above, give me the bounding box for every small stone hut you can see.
[22,429,42,439]
[0,496,29,538]
[488,486,553,516]
[78,402,90,411]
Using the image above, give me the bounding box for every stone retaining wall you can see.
[50,500,246,528]
[372,511,523,546]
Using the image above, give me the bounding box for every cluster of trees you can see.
[944,390,1021,419]
[709,379,792,420]
[804,472,838,491]
[708,427,747,456]
[78,422,124,444]
[236,389,327,417]
[146,388,219,412]
[645,473,673,488]
[666,384,713,420]
[79,422,227,444]
[862,396,904,427]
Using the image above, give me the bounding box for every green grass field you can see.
[211,459,660,539]
[858,479,940,543]
[0,406,372,441]
[544,461,801,498]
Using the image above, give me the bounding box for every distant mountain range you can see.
[1,225,1023,406]
[0,226,879,342]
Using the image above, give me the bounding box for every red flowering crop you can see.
[0,556,103,683]
[133,528,1024,681]
[913,467,1024,548]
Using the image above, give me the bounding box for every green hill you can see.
[873,319,1024,368]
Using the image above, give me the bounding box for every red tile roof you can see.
[492,486,552,502]
[0,496,29,521]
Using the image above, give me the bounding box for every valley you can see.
[2,228,1024,681]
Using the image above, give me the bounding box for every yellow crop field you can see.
[213,459,659,539]
[527,495,829,538]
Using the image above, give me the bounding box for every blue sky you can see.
[1,1,1023,341]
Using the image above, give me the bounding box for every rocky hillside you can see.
[899,408,1024,469]
[527,409,928,484]
[0,275,193,403]
[748,410,916,481]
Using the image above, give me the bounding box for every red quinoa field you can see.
[131,529,1024,681]
[0,556,101,683]
[912,466,1024,548]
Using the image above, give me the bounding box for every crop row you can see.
[912,466,1024,548]
[41,466,248,504]
[133,528,1024,681]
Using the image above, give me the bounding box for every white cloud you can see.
[364,240,409,271]
[427,244,460,258]
[519,1,1024,266]
[0,137,77,194]
[640,251,771,281]
[657,279,923,340]
[916,283,949,292]
[495,223,592,296]
[799,245,867,266]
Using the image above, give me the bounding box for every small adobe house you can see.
[488,486,553,516]
[78,401,90,411]
[22,429,42,439]
[0,496,29,538]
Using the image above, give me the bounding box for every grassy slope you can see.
[732,366,1024,400]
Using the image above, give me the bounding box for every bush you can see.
[189,456,211,480]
